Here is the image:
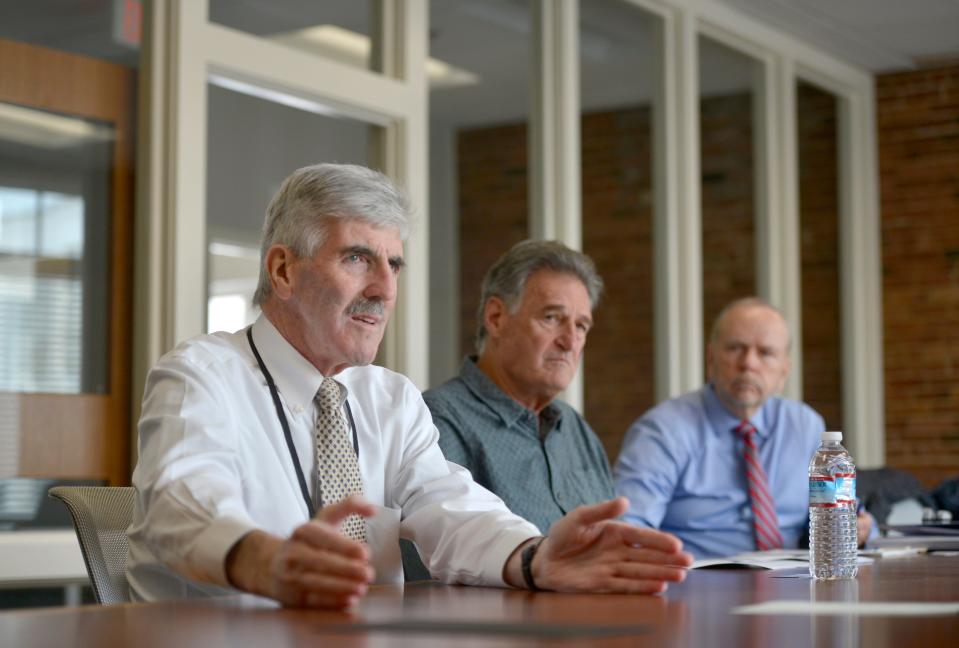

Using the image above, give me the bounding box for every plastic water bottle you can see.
[808,431,858,580]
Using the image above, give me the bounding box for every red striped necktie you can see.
[736,420,784,551]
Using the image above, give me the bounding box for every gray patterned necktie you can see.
[315,377,366,542]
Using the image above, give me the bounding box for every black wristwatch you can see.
[521,537,546,591]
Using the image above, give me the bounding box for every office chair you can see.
[48,486,135,604]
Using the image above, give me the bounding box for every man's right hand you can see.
[225,495,376,609]
[502,497,692,593]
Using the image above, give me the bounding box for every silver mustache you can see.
[346,298,385,320]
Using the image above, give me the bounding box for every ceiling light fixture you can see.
[272,24,480,88]
[208,73,344,118]
[0,103,114,149]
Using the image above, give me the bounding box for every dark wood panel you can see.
[0,39,130,121]
[17,394,117,482]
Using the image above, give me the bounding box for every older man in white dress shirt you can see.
[127,163,692,609]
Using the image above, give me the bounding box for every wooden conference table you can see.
[2,555,957,647]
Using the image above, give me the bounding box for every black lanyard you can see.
[247,327,359,518]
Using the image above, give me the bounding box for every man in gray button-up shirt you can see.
[424,240,614,534]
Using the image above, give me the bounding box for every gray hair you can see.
[709,296,791,350]
[475,239,604,353]
[253,163,412,306]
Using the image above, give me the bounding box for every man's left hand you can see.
[507,497,693,594]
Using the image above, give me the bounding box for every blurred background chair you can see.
[930,476,959,520]
[48,486,134,604]
[858,467,935,526]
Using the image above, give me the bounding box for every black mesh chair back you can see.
[48,486,135,604]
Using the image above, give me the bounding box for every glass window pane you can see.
[699,36,759,341]
[0,0,138,491]
[798,81,842,430]
[40,193,84,259]
[206,82,380,334]
[209,0,382,75]
[0,106,113,394]
[580,0,660,459]
[0,188,37,254]
[208,294,250,336]
[428,0,531,384]
[0,0,138,397]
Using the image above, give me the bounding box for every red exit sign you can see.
[113,0,142,48]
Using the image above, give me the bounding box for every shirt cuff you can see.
[188,514,259,588]
[478,525,541,588]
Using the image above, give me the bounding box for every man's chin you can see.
[348,330,386,364]
[542,370,575,394]
[730,393,763,410]
[342,342,381,368]
[716,385,761,408]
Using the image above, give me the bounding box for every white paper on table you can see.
[733,600,959,616]
[692,549,810,570]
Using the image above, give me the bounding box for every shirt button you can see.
[293,405,303,414]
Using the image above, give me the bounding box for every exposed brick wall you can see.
[797,82,843,432]
[456,123,529,358]
[581,107,655,461]
[698,86,845,434]
[700,93,756,347]
[878,65,959,488]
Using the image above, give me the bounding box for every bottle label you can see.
[809,476,837,507]
[835,473,856,504]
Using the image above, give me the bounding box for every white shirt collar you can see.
[251,313,325,412]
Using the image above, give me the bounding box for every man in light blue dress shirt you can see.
[614,297,872,558]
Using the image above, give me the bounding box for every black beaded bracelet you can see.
[521,537,546,591]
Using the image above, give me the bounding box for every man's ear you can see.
[264,244,297,300]
[483,296,508,340]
